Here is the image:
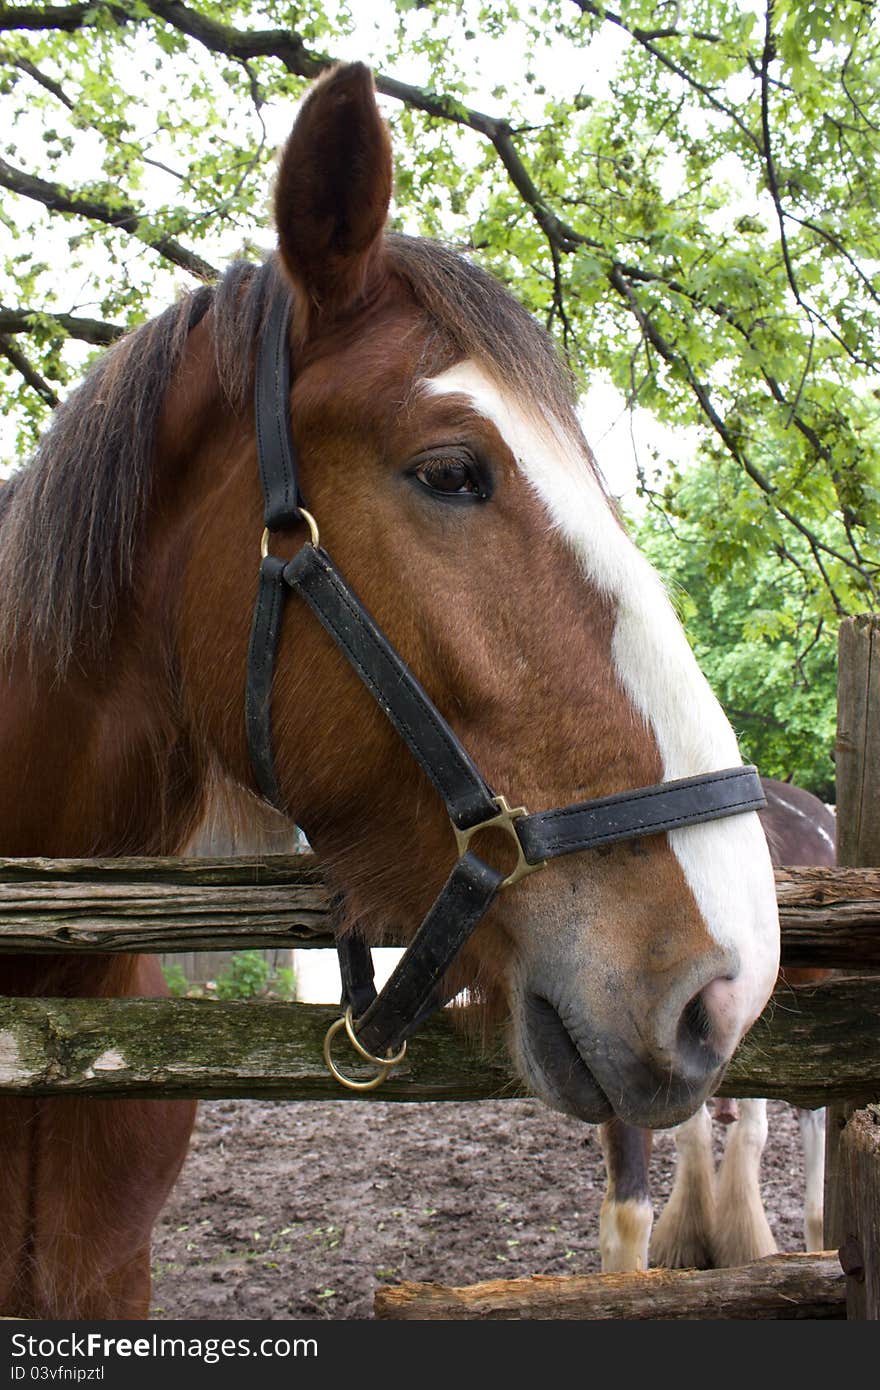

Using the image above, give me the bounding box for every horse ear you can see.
[274,63,392,329]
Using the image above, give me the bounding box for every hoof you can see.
[650,1203,715,1270]
[710,1213,777,1268]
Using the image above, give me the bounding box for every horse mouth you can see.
[518,992,724,1128]
[518,993,615,1124]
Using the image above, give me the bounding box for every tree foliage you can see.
[0,1,877,784]
[636,454,839,798]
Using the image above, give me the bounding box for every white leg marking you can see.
[798,1107,826,1251]
[599,1197,653,1273]
[650,1105,716,1269]
[711,1097,777,1266]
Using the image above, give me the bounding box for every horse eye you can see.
[411,453,488,500]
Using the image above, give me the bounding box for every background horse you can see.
[598,777,836,1272]
[0,63,779,1318]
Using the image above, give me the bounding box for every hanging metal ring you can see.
[261,507,321,559]
[323,1006,407,1092]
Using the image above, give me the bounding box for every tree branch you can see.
[759,4,873,370]
[0,45,186,181]
[0,154,216,281]
[0,43,71,104]
[0,4,112,32]
[0,305,123,344]
[568,0,762,154]
[607,263,873,612]
[0,334,59,406]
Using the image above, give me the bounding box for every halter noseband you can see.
[246,293,765,1090]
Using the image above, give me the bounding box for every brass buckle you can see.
[452,794,547,890]
[261,507,320,559]
[323,1006,408,1092]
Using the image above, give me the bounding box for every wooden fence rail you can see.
[0,974,877,1106]
[374,1252,846,1320]
[0,858,879,964]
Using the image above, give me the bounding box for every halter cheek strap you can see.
[246,293,766,1087]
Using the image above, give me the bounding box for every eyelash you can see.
[408,450,491,501]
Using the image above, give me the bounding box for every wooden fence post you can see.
[825,614,880,1320]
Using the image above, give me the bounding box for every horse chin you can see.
[514,992,615,1124]
[515,992,724,1129]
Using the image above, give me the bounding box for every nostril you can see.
[676,991,715,1065]
[677,975,741,1066]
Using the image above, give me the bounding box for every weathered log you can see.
[0,998,519,1101]
[836,1103,880,1318]
[0,975,876,1104]
[0,860,879,963]
[0,854,321,884]
[835,615,880,867]
[824,615,880,1317]
[0,880,335,952]
[373,1252,845,1320]
[0,854,337,951]
[721,974,880,1109]
[775,865,880,966]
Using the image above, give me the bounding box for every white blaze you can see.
[425,363,779,1025]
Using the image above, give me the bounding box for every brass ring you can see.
[322,1008,407,1093]
[342,1006,408,1069]
[298,508,320,548]
[260,508,321,560]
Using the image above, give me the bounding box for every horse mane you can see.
[0,238,581,674]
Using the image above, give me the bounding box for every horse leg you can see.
[797,1106,826,1251]
[649,1103,716,1268]
[0,1095,195,1319]
[710,1096,777,1266]
[597,1119,653,1271]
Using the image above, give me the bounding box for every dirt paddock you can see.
[150,1096,808,1320]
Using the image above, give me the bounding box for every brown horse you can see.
[0,63,780,1318]
[597,778,836,1272]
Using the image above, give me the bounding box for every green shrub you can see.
[162,953,298,1001]
[271,965,296,1001]
[162,962,191,998]
[215,950,271,1000]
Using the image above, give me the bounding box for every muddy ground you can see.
[150,1096,807,1320]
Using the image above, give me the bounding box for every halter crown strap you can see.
[255,290,302,528]
[246,292,302,806]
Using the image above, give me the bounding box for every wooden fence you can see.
[0,857,877,1106]
[0,615,877,1318]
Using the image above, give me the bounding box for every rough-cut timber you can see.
[0,976,877,1104]
[837,1102,880,1318]
[0,859,879,963]
[723,975,880,1109]
[775,865,880,966]
[0,855,323,885]
[0,998,520,1101]
[824,614,880,1318]
[835,616,880,867]
[373,1252,845,1320]
[0,854,336,952]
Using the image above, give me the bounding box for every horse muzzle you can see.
[514,964,745,1128]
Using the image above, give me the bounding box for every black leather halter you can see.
[246,293,766,1089]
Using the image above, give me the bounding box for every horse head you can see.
[168,63,779,1127]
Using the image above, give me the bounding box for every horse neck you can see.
[0,624,202,994]
[0,623,201,859]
